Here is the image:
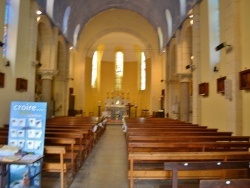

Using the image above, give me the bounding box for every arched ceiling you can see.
[36,0,201,46]
[88,32,150,62]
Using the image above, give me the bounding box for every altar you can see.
[104,96,129,120]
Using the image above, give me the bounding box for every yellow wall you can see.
[240,0,250,135]
[199,0,231,132]
[84,58,151,116]
[198,0,250,135]
[75,9,161,116]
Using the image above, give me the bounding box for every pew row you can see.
[164,161,250,188]
[199,179,250,188]
[128,151,250,188]
[127,135,250,142]
[128,141,250,152]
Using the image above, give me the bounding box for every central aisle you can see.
[70,125,129,188]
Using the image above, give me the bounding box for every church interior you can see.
[1,0,250,187]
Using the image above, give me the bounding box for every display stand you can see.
[3,101,47,188]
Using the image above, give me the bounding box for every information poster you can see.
[7,101,47,188]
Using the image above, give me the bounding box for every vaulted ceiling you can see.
[36,0,200,47]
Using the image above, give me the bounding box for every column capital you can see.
[175,73,192,82]
[38,69,58,80]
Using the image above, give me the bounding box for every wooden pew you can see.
[0,135,75,187]
[128,141,250,152]
[46,116,100,124]
[164,161,250,188]
[0,140,69,188]
[128,151,250,188]
[45,132,86,165]
[45,137,77,174]
[126,124,203,128]
[45,127,94,149]
[46,118,106,144]
[127,135,250,142]
[127,127,218,132]
[126,131,233,137]
[124,117,184,123]
[43,146,68,188]
[199,179,250,188]
[0,128,84,166]
[0,116,108,188]
[125,117,250,188]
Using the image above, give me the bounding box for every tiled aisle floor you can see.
[69,125,128,188]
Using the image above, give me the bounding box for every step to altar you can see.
[106,119,123,125]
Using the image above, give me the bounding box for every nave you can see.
[41,125,199,188]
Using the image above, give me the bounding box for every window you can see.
[140,52,146,90]
[2,0,10,58]
[209,0,220,65]
[165,9,173,39]
[115,51,124,90]
[91,51,98,88]
[63,6,71,35]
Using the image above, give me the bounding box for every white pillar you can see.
[39,69,56,118]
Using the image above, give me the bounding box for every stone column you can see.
[39,69,57,118]
[178,74,191,122]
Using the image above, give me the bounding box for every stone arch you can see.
[167,38,181,119]
[37,15,53,69]
[53,35,69,116]
[168,38,177,80]
[74,9,160,114]
[179,18,193,122]
[180,18,193,73]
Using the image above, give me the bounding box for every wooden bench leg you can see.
[130,159,134,188]
[172,169,178,188]
[60,153,65,188]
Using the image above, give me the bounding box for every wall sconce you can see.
[36,62,42,68]
[186,64,196,71]
[5,61,10,67]
[213,66,219,72]
[215,42,231,51]
[0,41,4,47]
[33,60,42,68]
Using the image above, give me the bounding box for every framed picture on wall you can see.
[0,72,4,88]
[16,78,28,92]
[199,82,209,96]
[239,69,250,90]
[217,76,226,94]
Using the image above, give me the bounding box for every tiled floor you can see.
[41,125,199,188]
[69,125,128,188]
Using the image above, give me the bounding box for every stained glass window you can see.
[140,52,146,90]
[91,51,98,88]
[115,51,124,90]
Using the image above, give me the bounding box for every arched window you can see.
[115,51,124,90]
[140,52,146,90]
[2,0,10,58]
[165,9,173,39]
[208,0,220,65]
[63,6,71,36]
[73,24,80,48]
[157,27,163,52]
[91,51,98,88]
[179,0,187,18]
